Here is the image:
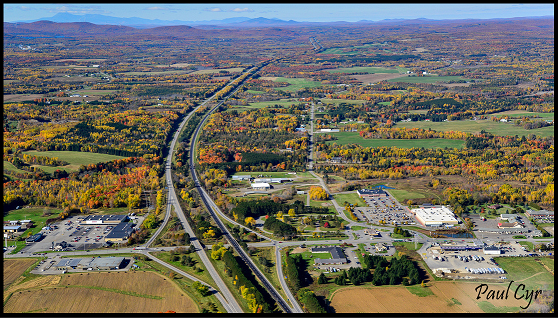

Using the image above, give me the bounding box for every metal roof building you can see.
[104,222,136,243]
[80,214,128,225]
[311,246,347,264]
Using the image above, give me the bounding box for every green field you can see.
[117,70,192,76]
[325,66,403,74]
[333,192,365,207]
[495,257,554,291]
[387,75,469,84]
[273,77,330,92]
[487,111,554,119]
[395,119,554,138]
[476,301,521,314]
[388,189,426,203]
[405,284,435,297]
[23,151,128,172]
[244,99,299,109]
[245,89,266,94]
[3,161,31,176]
[324,131,465,148]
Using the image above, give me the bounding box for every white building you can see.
[251,183,270,190]
[412,206,459,227]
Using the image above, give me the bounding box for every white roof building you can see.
[412,206,459,226]
[251,183,270,190]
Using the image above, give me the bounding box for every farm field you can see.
[3,258,38,290]
[117,70,192,76]
[395,119,554,138]
[23,150,128,172]
[3,271,198,313]
[486,110,554,119]
[329,281,529,313]
[325,66,404,74]
[324,132,465,149]
[387,75,470,84]
[272,77,331,92]
[243,99,299,109]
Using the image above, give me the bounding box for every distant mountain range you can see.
[12,13,302,28]
[12,12,553,29]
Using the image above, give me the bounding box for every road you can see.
[160,80,244,313]
[187,63,302,313]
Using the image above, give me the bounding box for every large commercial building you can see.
[80,214,128,225]
[412,206,459,227]
[525,209,554,221]
[104,222,136,243]
[311,246,347,265]
[250,183,271,190]
[357,188,388,198]
[55,257,126,271]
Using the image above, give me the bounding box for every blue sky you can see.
[3,3,554,23]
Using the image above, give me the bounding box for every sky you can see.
[3,3,554,23]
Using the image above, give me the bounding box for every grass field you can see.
[3,161,31,176]
[486,111,554,119]
[325,66,403,74]
[324,131,465,149]
[494,257,554,291]
[244,99,299,108]
[333,192,364,207]
[272,77,331,92]
[387,75,469,84]
[23,151,128,172]
[388,189,426,203]
[395,120,554,138]
[3,271,198,313]
[117,70,192,76]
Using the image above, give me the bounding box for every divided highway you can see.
[186,64,303,313]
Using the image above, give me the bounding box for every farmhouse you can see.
[357,188,388,198]
[311,246,347,265]
[411,206,459,227]
[250,183,271,190]
[80,214,128,225]
[104,222,136,243]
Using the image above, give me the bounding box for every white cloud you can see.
[231,8,253,12]
[204,7,223,12]
[51,5,109,15]
[146,7,169,11]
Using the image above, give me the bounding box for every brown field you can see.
[4,271,198,313]
[352,73,407,84]
[259,76,279,81]
[330,281,529,313]
[3,259,37,290]
[53,59,107,62]
[330,285,463,313]
[3,94,45,103]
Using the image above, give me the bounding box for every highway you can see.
[158,78,244,313]
[187,63,302,313]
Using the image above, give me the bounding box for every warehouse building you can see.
[80,214,128,225]
[412,206,459,227]
[483,245,502,255]
[232,175,251,181]
[104,222,136,243]
[357,188,388,198]
[250,182,271,190]
[312,246,347,265]
[55,257,126,271]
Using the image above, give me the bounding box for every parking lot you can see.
[356,196,416,226]
[21,215,142,254]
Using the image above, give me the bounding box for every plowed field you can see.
[3,271,197,313]
[330,281,529,313]
[3,259,37,289]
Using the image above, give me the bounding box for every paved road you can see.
[162,84,244,313]
[187,63,301,314]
